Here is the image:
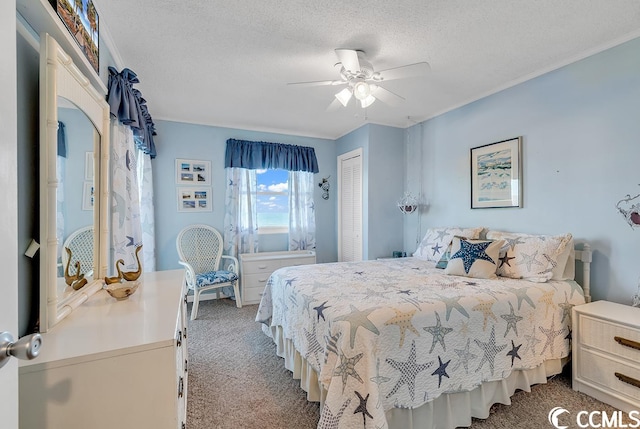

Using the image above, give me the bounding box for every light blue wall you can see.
[404,36,640,305]
[336,124,405,260]
[368,124,404,259]
[152,120,338,271]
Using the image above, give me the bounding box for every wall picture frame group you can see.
[175,158,211,185]
[84,151,94,181]
[177,187,212,212]
[470,136,523,209]
[82,181,94,211]
[175,158,212,212]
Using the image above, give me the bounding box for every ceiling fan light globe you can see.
[360,95,376,108]
[353,81,371,100]
[335,87,353,107]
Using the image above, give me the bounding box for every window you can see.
[256,169,289,233]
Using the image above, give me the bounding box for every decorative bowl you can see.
[105,281,139,300]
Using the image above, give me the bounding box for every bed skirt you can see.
[264,324,567,429]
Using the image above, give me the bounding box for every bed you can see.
[255,228,592,429]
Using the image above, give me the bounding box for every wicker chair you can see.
[61,226,94,278]
[176,224,241,320]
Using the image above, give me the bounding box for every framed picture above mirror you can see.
[47,0,99,73]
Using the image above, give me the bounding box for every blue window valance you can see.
[106,67,157,158]
[224,139,319,173]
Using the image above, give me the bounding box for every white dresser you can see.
[572,300,640,413]
[240,250,316,304]
[19,270,188,429]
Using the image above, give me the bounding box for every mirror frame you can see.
[39,33,110,332]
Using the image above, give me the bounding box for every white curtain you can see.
[137,150,156,272]
[223,167,259,259]
[110,121,143,273]
[288,171,316,250]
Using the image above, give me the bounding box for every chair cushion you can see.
[195,270,238,288]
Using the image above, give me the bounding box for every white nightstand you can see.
[572,300,640,413]
[240,250,316,304]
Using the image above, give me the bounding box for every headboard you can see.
[575,243,592,303]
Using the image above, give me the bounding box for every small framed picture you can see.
[85,151,94,181]
[176,158,211,185]
[470,137,523,209]
[177,187,212,212]
[82,181,94,211]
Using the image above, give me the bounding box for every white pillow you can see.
[413,227,483,262]
[553,237,575,280]
[444,237,504,279]
[485,230,573,282]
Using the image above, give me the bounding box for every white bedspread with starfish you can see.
[255,257,585,429]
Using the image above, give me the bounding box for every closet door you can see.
[338,149,363,262]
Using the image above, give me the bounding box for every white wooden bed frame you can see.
[576,243,592,303]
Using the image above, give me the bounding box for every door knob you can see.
[0,331,42,369]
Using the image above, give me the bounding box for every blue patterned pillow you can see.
[444,237,504,279]
[195,270,238,287]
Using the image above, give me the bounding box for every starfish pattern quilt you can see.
[256,257,585,429]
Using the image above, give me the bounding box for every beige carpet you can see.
[186,299,622,429]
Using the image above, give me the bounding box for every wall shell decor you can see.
[318,176,330,200]
[616,185,640,229]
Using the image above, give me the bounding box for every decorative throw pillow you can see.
[553,237,575,280]
[435,243,452,269]
[486,230,573,282]
[444,237,504,279]
[413,226,484,262]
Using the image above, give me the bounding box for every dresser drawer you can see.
[243,272,272,289]
[579,315,640,362]
[243,286,265,304]
[578,348,640,406]
[242,259,282,275]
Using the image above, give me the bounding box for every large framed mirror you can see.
[40,33,110,332]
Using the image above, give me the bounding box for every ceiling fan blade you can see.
[370,85,405,107]
[287,79,342,87]
[326,98,344,112]
[335,48,361,74]
[376,62,431,82]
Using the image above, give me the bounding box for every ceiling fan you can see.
[288,49,430,110]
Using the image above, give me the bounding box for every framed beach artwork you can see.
[470,137,522,209]
[175,158,211,185]
[48,0,100,73]
[177,187,212,212]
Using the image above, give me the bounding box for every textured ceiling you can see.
[96,1,640,139]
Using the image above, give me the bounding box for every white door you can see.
[338,148,363,262]
[0,1,19,427]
